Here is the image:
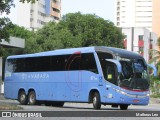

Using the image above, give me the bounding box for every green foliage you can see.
[150,76,160,98]
[59,12,124,48]
[0,0,15,56]
[19,0,38,3]
[150,94,160,98]
[15,12,124,54]
[0,0,14,43]
[2,24,34,57]
[158,37,160,47]
[0,0,14,14]
[149,37,160,76]
[4,12,125,55]
[7,24,33,39]
[0,18,13,42]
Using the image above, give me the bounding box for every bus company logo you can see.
[22,73,49,80]
[2,112,11,117]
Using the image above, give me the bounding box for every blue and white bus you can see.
[4,46,156,110]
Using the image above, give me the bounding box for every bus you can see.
[4,46,156,110]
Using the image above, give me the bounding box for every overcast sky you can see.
[61,0,115,22]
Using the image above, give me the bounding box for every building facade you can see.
[115,0,160,62]
[122,27,157,62]
[115,0,160,37]
[152,0,160,37]
[2,0,61,30]
[115,0,152,31]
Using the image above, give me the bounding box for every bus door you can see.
[105,59,122,103]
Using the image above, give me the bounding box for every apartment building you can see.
[2,0,61,30]
[122,27,157,62]
[152,0,160,37]
[115,0,153,31]
[115,0,160,60]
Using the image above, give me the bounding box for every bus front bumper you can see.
[114,89,150,105]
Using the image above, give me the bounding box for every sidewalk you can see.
[150,98,160,104]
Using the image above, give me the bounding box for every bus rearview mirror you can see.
[105,59,122,73]
[147,64,157,77]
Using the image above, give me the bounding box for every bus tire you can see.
[28,91,36,105]
[92,92,101,109]
[120,104,128,110]
[18,91,28,105]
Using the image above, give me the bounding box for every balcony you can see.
[51,11,61,19]
[51,2,61,10]
[138,40,144,47]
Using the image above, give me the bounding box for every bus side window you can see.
[81,53,98,74]
[106,64,116,84]
[6,59,15,73]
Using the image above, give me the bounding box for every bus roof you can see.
[95,46,143,59]
[7,46,143,59]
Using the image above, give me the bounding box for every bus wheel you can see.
[28,91,36,105]
[120,104,128,110]
[18,91,28,105]
[92,92,101,109]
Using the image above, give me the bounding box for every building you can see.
[2,0,61,30]
[152,0,160,37]
[115,0,160,37]
[122,27,157,62]
[115,0,152,31]
[152,0,160,52]
[115,0,160,63]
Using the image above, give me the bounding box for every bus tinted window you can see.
[6,53,98,74]
[81,53,98,73]
[51,55,66,71]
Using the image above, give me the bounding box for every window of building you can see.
[117,12,120,16]
[30,18,33,22]
[37,19,45,25]
[38,11,46,17]
[53,8,60,13]
[54,16,60,20]
[117,22,120,26]
[117,17,120,21]
[38,2,46,8]
[117,1,120,5]
[53,0,61,5]
[138,35,143,40]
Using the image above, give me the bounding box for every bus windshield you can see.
[119,58,149,91]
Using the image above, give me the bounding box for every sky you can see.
[61,0,115,22]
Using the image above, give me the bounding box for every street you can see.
[0,99,160,120]
[0,99,160,111]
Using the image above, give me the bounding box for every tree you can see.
[27,12,124,54]
[149,37,160,77]
[158,37,160,47]
[27,22,79,53]
[2,24,34,57]
[19,0,38,3]
[58,12,124,48]
[0,0,37,42]
[0,0,14,42]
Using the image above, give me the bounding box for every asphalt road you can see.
[0,99,160,111]
[0,99,160,120]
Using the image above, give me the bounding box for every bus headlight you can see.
[113,88,149,98]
